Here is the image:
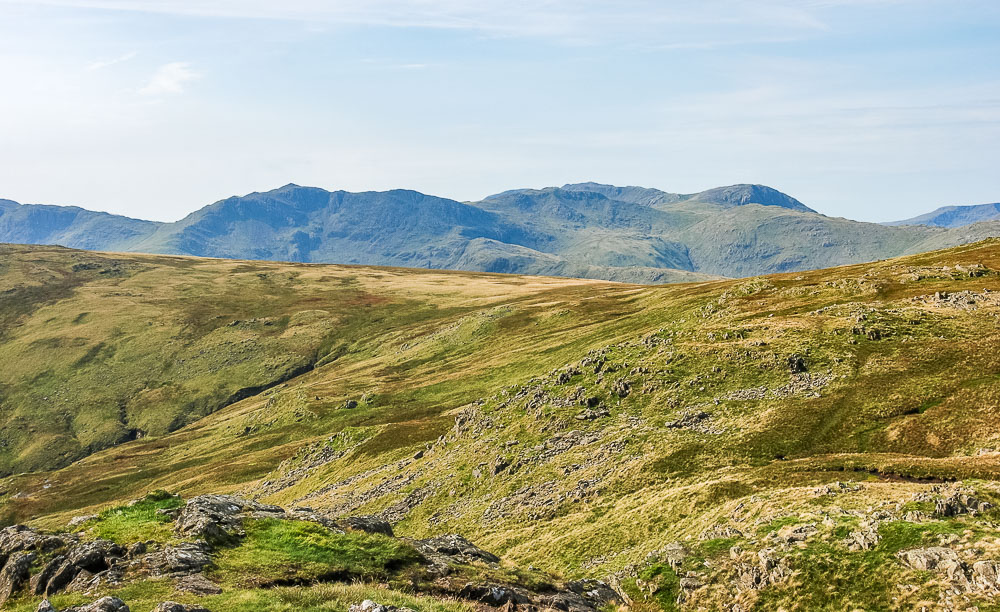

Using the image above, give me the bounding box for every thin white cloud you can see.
[0,0,845,40]
[138,61,199,96]
[85,51,136,71]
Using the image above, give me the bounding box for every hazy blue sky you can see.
[0,0,998,222]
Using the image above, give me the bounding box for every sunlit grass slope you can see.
[6,241,1000,609]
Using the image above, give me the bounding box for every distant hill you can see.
[2,183,999,281]
[0,198,159,250]
[888,202,1000,228]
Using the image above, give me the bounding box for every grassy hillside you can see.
[5,241,1000,610]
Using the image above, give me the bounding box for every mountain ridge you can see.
[888,201,1000,228]
[2,183,999,283]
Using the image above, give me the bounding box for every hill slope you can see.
[4,183,1000,282]
[6,242,1000,610]
[889,202,1000,228]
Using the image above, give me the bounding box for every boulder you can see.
[174,495,286,545]
[972,560,1000,593]
[610,378,631,398]
[64,596,130,612]
[137,541,212,577]
[566,578,621,605]
[0,550,36,607]
[68,515,98,528]
[152,602,211,612]
[898,547,962,571]
[68,539,125,573]
[0,526,67,564]
[36,600,58,612]
[458,583,534,607]
[175,572,223,596]
[65,569,97,593]
[352,601,415,612]
[774,523,818,544]
[574,407,609,421]
[414,534,500,565]
[338,516,394,537]
[844,523,880,551]
[348,601,412,612]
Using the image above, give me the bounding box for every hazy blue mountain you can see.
[887,202,1000,228]
[1,183,998,283]
[0,199,159,250]
[133,185,539,268]
[683,184,813,212]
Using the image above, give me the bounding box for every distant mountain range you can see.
[2,183,999,282]
[887,202,1000,228]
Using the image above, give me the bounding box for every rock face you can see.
[0,550,36,606]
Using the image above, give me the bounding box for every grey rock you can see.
[175,572,223,596]
[36,600,58,612]
[138,541,212,577]
[64,596,130,612]
[845,521,881,551]
[566,578,622,606]
[338,516,394,537]
[65,569,96,593]
[68,539,125,572]
[898,546,962,571]
[0,550,36,607]
[347,600,412,612]
[458,583,533,607]
[174,495,262,544]
[574,406,610,421]
[152,602,211,612]
[0,526,67,565]
[414,534,500,565]
[30,554,66,595]
[934,489,991,517]
[44,559,81,595]
[68,515,97,528]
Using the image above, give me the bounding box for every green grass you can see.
[82,490,185,543]
[6,581,472,612]
[210,519,423,588]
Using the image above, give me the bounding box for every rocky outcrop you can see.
[348,601,413,612]
[151,602,211,612]
[732,547,791,592]
[63,597,130,612]
[899,547,1000,595]
[135,542,212,577]
[0,493,619,612]
[413,533,500,568]
[934,488,991,517]
[0,550,36,607]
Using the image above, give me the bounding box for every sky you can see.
[0,0,998,222]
